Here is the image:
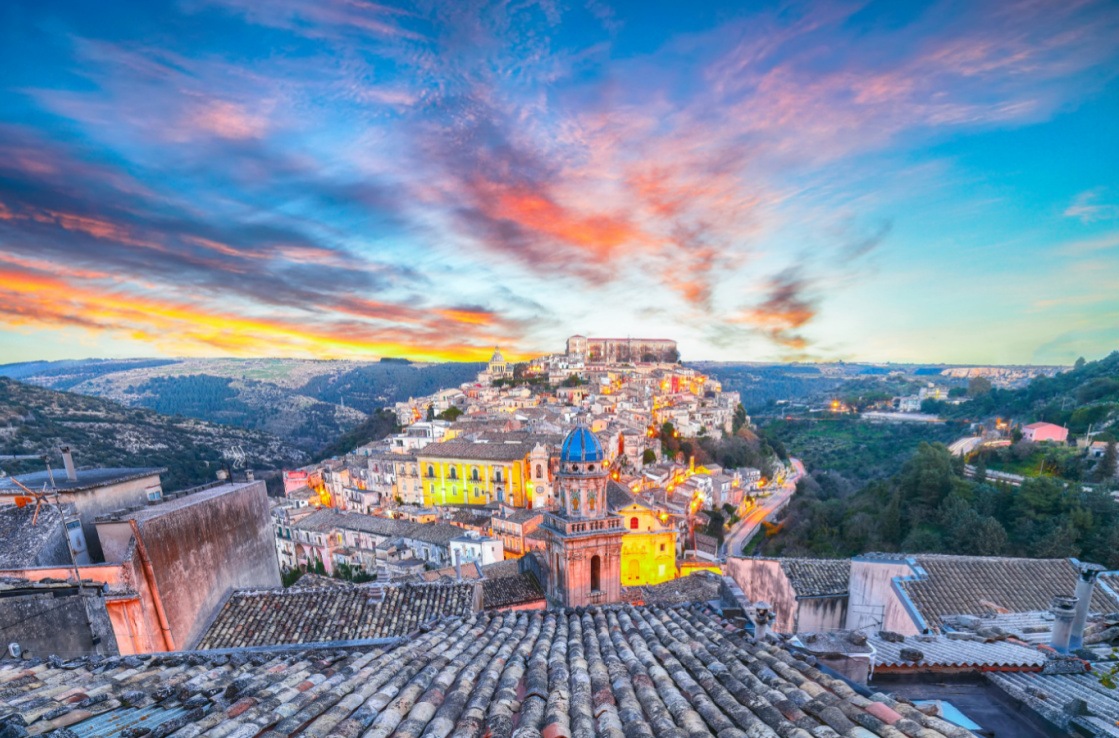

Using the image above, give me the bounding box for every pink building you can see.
[1022,422,1069,443]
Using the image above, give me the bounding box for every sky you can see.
[1,0,1117,365]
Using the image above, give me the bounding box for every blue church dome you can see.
[560,425,605,464]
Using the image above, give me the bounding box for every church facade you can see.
[541,424,625,607]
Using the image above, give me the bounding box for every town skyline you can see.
[2,0,1118,365]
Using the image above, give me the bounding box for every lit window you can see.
[630,517,639,529]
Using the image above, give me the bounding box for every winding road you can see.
[723,457,803,558]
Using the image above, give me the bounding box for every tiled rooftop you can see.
[196,582,477,650]
[990,670,1119,737]
[0,467,164,494]
[902,555,1119,631]
[868,634,1047,669]
[1,604,978,738]
[0,504,64,568]
[481,571,545,609]
[779,558,851,597]
[417,439,534,461]
[622,572,723,605]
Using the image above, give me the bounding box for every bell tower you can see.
[542,423,624,607]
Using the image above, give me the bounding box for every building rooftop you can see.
[990,670,1119,736]
[867,633,1048,670]
[417,439,533,461]
[780,558,851,597]
[481,571,545,609]
[98,480,259,523]
[0,467,164,494]
[622,571,723,605]
[0,503,65,568]
[2,604,980,738]
[560,424,605,464]
[900,555,1119,631]
[196,581,477,650]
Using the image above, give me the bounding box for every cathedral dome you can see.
[560,425,604,464]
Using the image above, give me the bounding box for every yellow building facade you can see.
[416,439,550,508]
[617,502,678,586]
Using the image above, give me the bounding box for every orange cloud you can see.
[0,263,524,362]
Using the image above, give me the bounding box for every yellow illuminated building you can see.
[617,501,677,586]
[416,439,549,508]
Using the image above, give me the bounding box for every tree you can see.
[967,376,993,397]
[561,373,584,387]
[641,449,657,465]
[1074,356,1087,371]
[732,403,748,434]
[426,404,435,421]
[437,406,464,422]
[1096,441,1117,483]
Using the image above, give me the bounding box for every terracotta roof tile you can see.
[1,605,977,738]
[779,558,851,597]
[196,581,477,649]
[902,555,1119,631]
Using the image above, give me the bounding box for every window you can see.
[590,555,601,592]
[427,465,434,478]
[471,467,480,481]
[450,467,458,480]
[660,543,665,552]
[495,470,503,483]
[630,517,639,530]
[535,463,543,478]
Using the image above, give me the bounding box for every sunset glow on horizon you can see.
[1,0,1117,364]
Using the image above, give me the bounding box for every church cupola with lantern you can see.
[541,420,625,606]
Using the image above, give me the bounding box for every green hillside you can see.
[0,377,306,491]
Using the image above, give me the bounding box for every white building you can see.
[449,531,504,566]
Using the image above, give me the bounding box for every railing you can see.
[544,512,623,536]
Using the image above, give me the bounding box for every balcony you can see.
[543,512,623,537]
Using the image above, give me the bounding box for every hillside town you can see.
[0,339,1117,737]
[273,336,767,586]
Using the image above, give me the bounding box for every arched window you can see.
[450,467,458,480]
[426,465,434,478]
[630,517,639,530]
[535,463,543,478]
[590,555,601,592]
[495,469,503,483]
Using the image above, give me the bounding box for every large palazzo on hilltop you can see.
[541,422,625,607]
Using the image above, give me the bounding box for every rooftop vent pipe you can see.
[1049,595,1078,653]
[60,446,77,482]
[1070,562,1107,651]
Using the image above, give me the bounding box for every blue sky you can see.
[0,0,1117,364]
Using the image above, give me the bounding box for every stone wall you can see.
[0,586,117,659]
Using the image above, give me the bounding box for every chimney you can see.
[245,469,255,482]
[753,600,773,641]
[60,446,77,482]
[216,469,229,481]
[1070,562,1107,651]
[1049,595,1078,653]
[453,549,463,581]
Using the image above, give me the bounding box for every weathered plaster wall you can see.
[797,596,847,632]
[61,474,162,562]
[846,558,920,635]
[725,557,799,633]
[138,481,280,649]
